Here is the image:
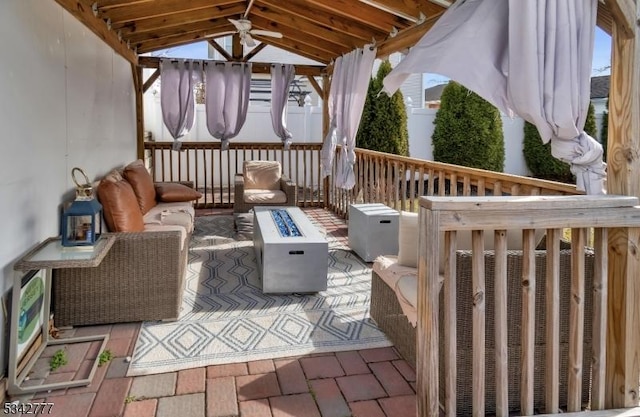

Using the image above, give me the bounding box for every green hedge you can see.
[522,101,597,183]
[432,81,504,171]
[356,60,409,156]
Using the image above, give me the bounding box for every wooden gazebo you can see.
[54,0,640,415]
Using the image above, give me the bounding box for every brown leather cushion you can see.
[123,160,157,214]
[155,183,202,202]
[97,178,145,232]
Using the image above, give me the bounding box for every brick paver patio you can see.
[5,208,417,416]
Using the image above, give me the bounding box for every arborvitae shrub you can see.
[522,101,598,183]
[356,60,409,156]
[432,81,504,171]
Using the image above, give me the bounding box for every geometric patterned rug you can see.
[127,215,392,376]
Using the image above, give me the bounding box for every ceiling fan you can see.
[226,18,283,47]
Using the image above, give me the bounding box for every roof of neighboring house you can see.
[591,75,610,99]
[424,83,448,102]
[424,77,610,103]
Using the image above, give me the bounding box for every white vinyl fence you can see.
[144,95,535,177]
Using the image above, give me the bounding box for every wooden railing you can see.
[144,141,324,208]
[327,148,581,217]
[145,141,581,213]
[417,195,640,417]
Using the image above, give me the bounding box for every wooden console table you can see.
[8,235,115,396]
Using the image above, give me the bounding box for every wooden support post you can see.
[231,34,243,61]
[605,0,640,408]
[131,64,144,161]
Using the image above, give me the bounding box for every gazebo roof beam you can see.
[54,0,137,64]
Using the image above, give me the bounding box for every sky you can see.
[152,26,613,87]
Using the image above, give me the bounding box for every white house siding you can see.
[373,53,424,108]
[0,1,137,376]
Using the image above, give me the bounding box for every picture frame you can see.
[14,269,46,362]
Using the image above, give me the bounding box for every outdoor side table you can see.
[8,235,115,396]
[348,203,399,262]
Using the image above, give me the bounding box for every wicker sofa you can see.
[370,248,595,415]
[53,160,200,327]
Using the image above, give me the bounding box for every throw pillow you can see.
[155,183,202,202]
[397,211,419,268]
[123,159,157,214]
[97,178,145,232]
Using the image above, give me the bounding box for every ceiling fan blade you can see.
[204,30,236,39]
[242,33,257,47]
[250,29,283,38]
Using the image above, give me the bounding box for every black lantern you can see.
[61,168,102,248]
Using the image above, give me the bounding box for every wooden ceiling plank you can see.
[375,11,443,58]
[359,0,420,23]
[125,19,232,44]
[597,2,614,36]
[243,43,267,61]
[54,0,137,64]
[359,0,445,21]
[305,0,413,33]
[113,4,247,35]
[257,0,387,43]
[95,0,152,10]
[604,0,636,39]
[251,7,360,48]
[249,15,352,55]
[102,0,243,24]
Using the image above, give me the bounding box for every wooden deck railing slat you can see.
[568,228,587,412]
[472,230,486,416]
[591,227,608,410]
[545,228,562,414]
[494,229,509,417]
[444,230,458,417]
[521,229,537,415]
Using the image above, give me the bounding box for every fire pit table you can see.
[253,206,328,293]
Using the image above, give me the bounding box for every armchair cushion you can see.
[243,160,282,190]
[243,189,288,204]
[155,183,202,202]
[123,159,157,214]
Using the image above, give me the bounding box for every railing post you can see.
[605,226,640,408]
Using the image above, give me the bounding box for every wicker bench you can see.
[370,249,595,415]
[53,229,188,326]
[52,171,196,326]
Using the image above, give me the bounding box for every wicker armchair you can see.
[234,160,296,213]
[370,249,595,415]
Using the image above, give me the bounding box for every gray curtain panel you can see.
[321,47,376,189]
[160,59,202,147]
[204,62,252,150]
[383,0,605,194]
[270,64,295,149]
